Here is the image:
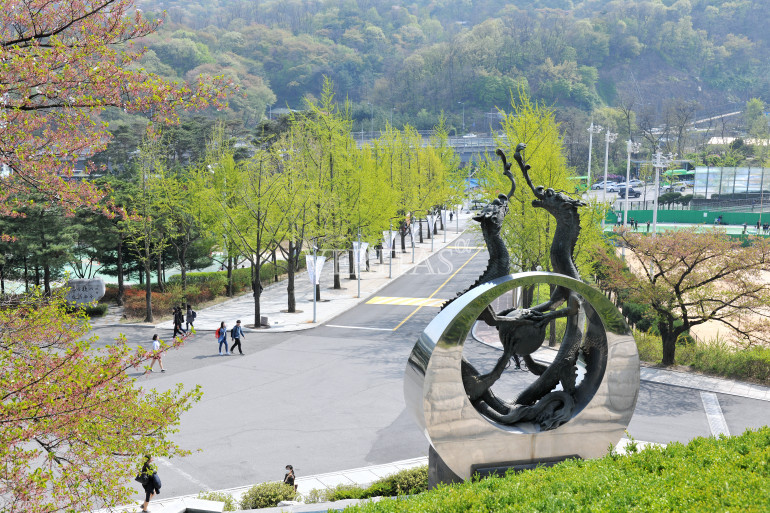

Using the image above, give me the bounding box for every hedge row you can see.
[305,466,427,503]
[348,428,770,512]
[120,256,306,319]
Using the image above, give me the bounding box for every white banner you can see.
[426,214,436,233]
[307,255,326,286]
[353,241,369,268]
[440,209,448,226]
[382,230,396,250]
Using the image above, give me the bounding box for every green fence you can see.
[607,209,767,226]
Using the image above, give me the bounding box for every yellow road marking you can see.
[367,296,448,307]
[393,248,483,331]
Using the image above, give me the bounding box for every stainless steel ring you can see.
[404,271,639,479]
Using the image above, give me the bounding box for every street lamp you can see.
[458,101,465,133]
[622,140,642,261]
[652,151,676,236]
[368,102,373,137]
[587,122,603,190]
[623,140,642,228]
[602,130,617,229]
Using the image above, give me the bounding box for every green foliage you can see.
[305,466,428,504]
[197,491,237,511]
[239,482,297,510]
[83,303,108,317]
[346,429,770,512]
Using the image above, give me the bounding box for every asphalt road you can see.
[88,231,770,499]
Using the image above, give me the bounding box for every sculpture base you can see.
[429,445,581,488]
[428,445,462,489]
[470,455,580,478]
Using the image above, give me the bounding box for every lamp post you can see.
[652,151,676,236]
[368,102,373,137]
[602,130,617,229]
[587,122,603,190]
[458,101,465,133]
[622,140,642,260]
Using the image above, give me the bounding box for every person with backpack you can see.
[185,304,196,331]
[216,321,230,356]
[230,319,245,355]
[137,455,161,512]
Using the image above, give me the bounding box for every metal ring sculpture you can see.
[404,271,639,480]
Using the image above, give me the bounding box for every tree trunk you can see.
[253,257,261,328]
[180,246,187,295]
[227,256,233,297]
[287,240,296,313]
[348,248,355,279]
[43,263,51,296]
[0,265,4,294]
[144,250,153,322]
[660,321,676,366]
[366,251,370,271]
[400,231,406,253]
[117,235,124,306]
[419,219,424,243]
[156,253,164,292]
[333,251,341,289]
[273,248,278,282]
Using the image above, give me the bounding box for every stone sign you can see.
[65,278,106,304]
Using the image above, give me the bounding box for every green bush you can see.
[239,481,296,510]
[83,303,108,317]
[197,491,237,511]
[345,429,770,512]
[305,466,428,504]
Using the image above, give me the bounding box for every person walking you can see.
[172,306,185,337]
[148,334,165,373]
[138,455,161,512]
[185,304,196,331]
[217,321,230,355]
[283,464,297,492]
[230,319,245,355]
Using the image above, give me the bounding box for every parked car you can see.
[627,178,644,187]
[608,182,626,192]
[592,180,616,190]
[618,187,641,198]
[662,181,690,193]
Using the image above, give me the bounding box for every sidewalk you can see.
[147,216,473,333]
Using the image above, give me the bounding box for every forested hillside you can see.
[132,0,769,134]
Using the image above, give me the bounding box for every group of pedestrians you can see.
[216,320,246,355]
[173,304,197,337]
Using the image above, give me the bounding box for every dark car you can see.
[618,187,641,199]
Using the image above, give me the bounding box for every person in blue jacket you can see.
[231,319,246,355]
[217,321,230,355]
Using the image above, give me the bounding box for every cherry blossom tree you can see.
[0,291,200,513]
[0,0,228,232]
[0,1,226,510]
[599,228,770,366]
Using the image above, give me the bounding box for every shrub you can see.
[83,303,108,317]
[239,482,296,510]
[197,491,237,511]
[305,466,428,504]
[344,429,770,512]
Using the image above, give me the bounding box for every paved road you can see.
[89,232,770,500]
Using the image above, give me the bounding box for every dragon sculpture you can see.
[459,144,587,430]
